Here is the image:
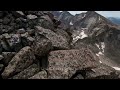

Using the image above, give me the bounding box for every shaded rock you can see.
[47,48,99,79]
[0,55,4,62]
[38,15,54,30]
[35,26,70,50]
[54,29,71,43]
[2,52,16,66]
[11,64,40,79]
[7,34,23,52]
[29,70,47,79]
[21,33,35,46]
[32,36,52,57]
[85,64,119,79]
[1,46,35,79]
[0,64,4,73]
[16,28,26,34]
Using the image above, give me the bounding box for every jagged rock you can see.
[29,70,47,79]
[85,64,119,79]
[1,46,35,79]
[11,64,40,79]
[7,34,23,52]
[32,36,52,57]
[47,48,99,79]
[35,26,70,50]
[0,64,4,73]
[0,55,4,63]
[21,32,35,46]
[54,29,71,43]
[2,52,16,66]
[38,15,54,30]
[16,28,26,34]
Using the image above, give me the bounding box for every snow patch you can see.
[99,61,102,63]
[95,43,100,49]
[99,16,101,20]
[101,42,105,52]
[80,30,88,39]
[82,14,86,19]
[112,67,120,71]
[96,51,104,56]
[70,21,73,25]
[72,30,88,43]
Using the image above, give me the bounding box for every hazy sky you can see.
[69,11,120,17]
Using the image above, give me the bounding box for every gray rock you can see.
[2,46,35,79]
[35,26,70,50]
[32,36,52,57]
[0,64,4,72]
[2,52,16,66]
[85,64,119,79]
[38,15,54,30]
[17,28,26,34]
[47,48,99,79]
[27,14,37,20]
[7,34,22,52]
[29,70,47,79]
[0,55,4,62]
[11,64,40,79]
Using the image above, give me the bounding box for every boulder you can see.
[2,46,35,79]
[11,64,40,79]
[32,36,52,57]
[37,15,54,30]
[0,64,4,73]
[85,64,119,79]
[2,52,16,66]
[29,70,47,79]
[47,48,99,79]
[35,26,70,50]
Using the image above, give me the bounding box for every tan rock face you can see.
[47,48,99,79]
[35,26,70,50]
[2,46,35,79]
[29,70,47,79]
[11,64,40,79]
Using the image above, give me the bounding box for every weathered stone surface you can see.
[11,64,40,79]
[47,48,99,79]
[85,64,119,79]
[38,15,54,30]
[2,52,16,66]
[0,55,4,62]
[29,70,47,79]
[32,36,52,57]
[35,26,70,49]
[2,46,35,79]
[0,64,4,73]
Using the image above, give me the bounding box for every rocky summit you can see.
[0,11,120,79]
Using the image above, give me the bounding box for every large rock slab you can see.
[29,70,47,79]
[11,64,40,79]
[35,26,70,50]
[85,64,119,79]
[47,48,99,79]
[2,46,35,79]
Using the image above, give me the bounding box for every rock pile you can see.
[0,11,119,79]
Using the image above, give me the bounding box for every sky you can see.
[69,11,120,18]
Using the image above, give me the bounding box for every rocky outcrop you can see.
[0,11,120,79]
[35,26,70,50]
[47,48,99,79]
[11,64,40,79]
[2,46,35,79]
